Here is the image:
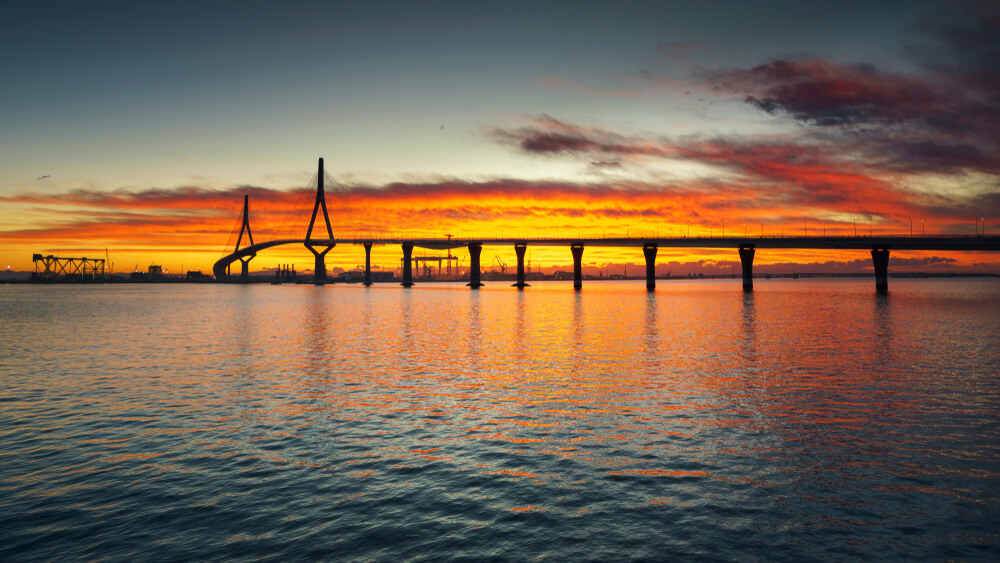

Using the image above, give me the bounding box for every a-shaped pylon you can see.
[231,194,256,282]
[305,157,335,282]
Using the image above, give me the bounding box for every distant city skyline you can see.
[2,0,997,273]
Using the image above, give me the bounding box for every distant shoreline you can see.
[5,271,999,285]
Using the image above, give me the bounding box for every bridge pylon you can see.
[228,194,256,282]
[305,157,336,283]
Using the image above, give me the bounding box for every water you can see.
[1,279,998,561]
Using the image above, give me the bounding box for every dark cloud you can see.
[709,59,945,127]
[491,115,671,158]
[706,57,1000,176]
[698,6,1000,177]
[590,160,623,169]
[860,138,998,175]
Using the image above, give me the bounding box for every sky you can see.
[1,0,998,275]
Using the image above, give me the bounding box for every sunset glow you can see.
[3,3,999,560]
[1,1,997,275]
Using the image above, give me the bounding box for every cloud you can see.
[0,169,978,251]
[702,57,1000,175]
[490,114,675,159]
[0,185,307,211]
[492,115,914,212]
[694,5,1000,178]
[489,111,1000,231]
[495,8,1000,220]
[0,177,772,250]
[590,160,623,169]
[707,59,944,127]
[3,179,996,272]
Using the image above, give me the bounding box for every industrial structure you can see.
[32,254,105,281]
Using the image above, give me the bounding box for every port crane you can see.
[491,255,507,274]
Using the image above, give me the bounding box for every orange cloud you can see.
[2,176,996,273]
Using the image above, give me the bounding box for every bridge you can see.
[215,158,1000,292]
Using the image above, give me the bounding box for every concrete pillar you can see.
[401,243,414,286]
[872,248,889,293]
[313,253,326,282]
[513,243,529,288]
[307,244,333,283]
[738,245,755,292]
[240,257,251,283]
[363,243,373,286]
[571,243,584,290]
[643,243,658,291]
[467,242,483,288]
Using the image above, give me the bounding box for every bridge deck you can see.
[329,235,1000,251]
[214,235,1000,280]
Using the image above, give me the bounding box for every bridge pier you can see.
[467,242,483,288]
[239,256,252,282]
[401,243,414,286]
[363,243,373,286]
[872,248,889,293]
[307,244,334,283]
[739,245,755,292]
[512,243,529,288]
[643,243,657,291]
[571,243,584,290]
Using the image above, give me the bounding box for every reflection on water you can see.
[873,293,893,367]
[1,279,999,561]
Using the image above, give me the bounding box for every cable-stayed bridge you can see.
[214,159,1000,292]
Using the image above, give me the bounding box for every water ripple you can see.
[1,280,999,560]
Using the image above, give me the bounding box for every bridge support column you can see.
[363,243,373,286]
[240,257,252,283]
[571,243,584,290]
[467,242,483,288]
[307,244,334,284]
[643,243,658,291]
[739,245,755,292]
[401,243,414,286]
[872,248,889,293]
[513,243,529,288]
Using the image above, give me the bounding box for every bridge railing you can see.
[290,233,998,242]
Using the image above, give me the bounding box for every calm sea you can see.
[1,279,998,561]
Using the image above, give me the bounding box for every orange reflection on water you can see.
[5,280,994,560]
